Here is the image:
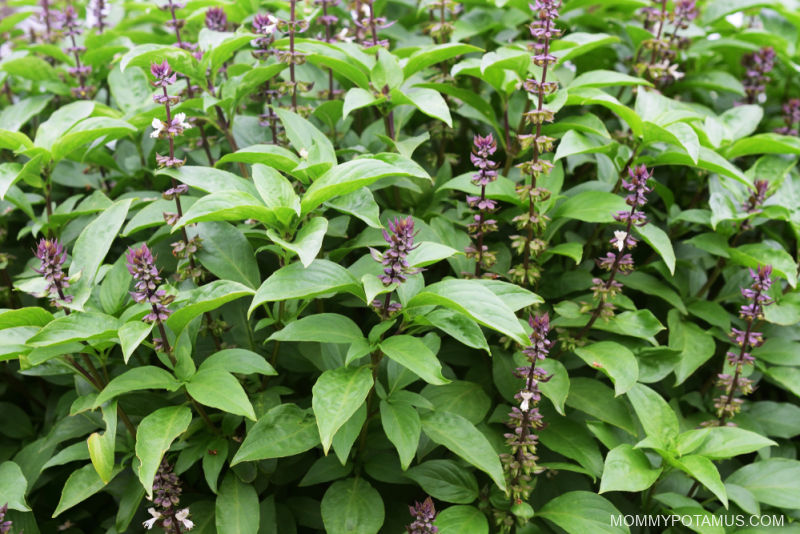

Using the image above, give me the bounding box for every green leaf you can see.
[301,158,420,214]
[267,217,328,268]
[622,272,686,313]
[215,473,260,534]
[0,95,52,132]
[252,163,301,225]
[553,32,621,63]
[434,505,488,534]
[420,410,506,491]
[649,146,750,187]
[392,87,452,127]
[677,427,776,459]
[668,313,715,385]
[325,187,382,228]
[380,400,421,471]
[407,279,528,345]
[538,491,628,534]
[405,459,478,504]
[0,461,30,511]
[554,130,614,161]
[87,401,117,484]
[51,117,136,161]
[566,378,636,435]
[312,366,373,453]
[53,463,122,517]
[343,88,378,118]
[539,358,570,415]
[539,416,604,477]
[568,70,652,89]
[421,381,490,425]
[216,144,298,175]
[26,312,120,349]
[249,260,361,314]
[321,478,384,534]
[187,369,256,421]
[420,308,489,353]
[626,383,679,448]
[728,243,797,288]
[599,444,661,493]
[232,404,319,463]
[566,87,642,137]
[724,133,800,159]
[275,108,336,174]
[158,166,255,195]
[634,224,676,275]
[403,43,482,77]
[196,222,261,289]
[0,307,54,329]
[726,458,800,508]
[1,55,59,82]
[199,349,276,376]
[94,366,182,407]
[552,191,629,223]
[675,455,727,507]
[174,191,281,229]
[270,313,364,344]
[167,280,255,333]
[135,405,192,497]
[574,341,638,396]
[379,335,449,386]
[69,198,132,288]
[118,321,153,364]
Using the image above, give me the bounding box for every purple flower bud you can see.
[372,216,421,285]
[741,47,776,104]
[406,497,438,534]
[125,244,172,323]
[150,60,177,87]
[205,7,227,31]
[34,238,73,307]
[0,503,13,534]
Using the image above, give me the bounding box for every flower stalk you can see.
[498,313,551,532]
[713,266,773,425]
[61,6,94,99]
[510,0,561,286]
[370,216,421,318]
[465,134,499,278]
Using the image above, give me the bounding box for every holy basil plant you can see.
[1,0,800,532]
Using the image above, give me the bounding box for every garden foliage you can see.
[1,0,800,532]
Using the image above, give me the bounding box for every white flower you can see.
[176,508,194,530]
[519,391,534,411]
[150,118,165,139]
[173,112,192,132]
[143,508,161,530]
[612,230,627,252]
[299,148,309,159]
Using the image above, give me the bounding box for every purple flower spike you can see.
[125,244,173,324]
[710,264,774,426]
[372,216,421,286]
[34,238,73,307]
[406,497,438,534]
[501,313,551,506]
[1,503,13,534]
[741,46,776,105]
[151,60,177,87]
[143,460,194,531]
[205,6,228,31]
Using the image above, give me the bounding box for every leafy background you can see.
[1,0,800,532]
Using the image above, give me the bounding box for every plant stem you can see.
[289,0,298,111]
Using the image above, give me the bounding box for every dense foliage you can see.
[1,0,800,532]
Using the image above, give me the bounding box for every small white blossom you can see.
[519,391,534,411]
[143,508,161,530]
[176,508,194,530]
[150,118,164,139]
[299,148,309,159]
[612,230,628,252]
